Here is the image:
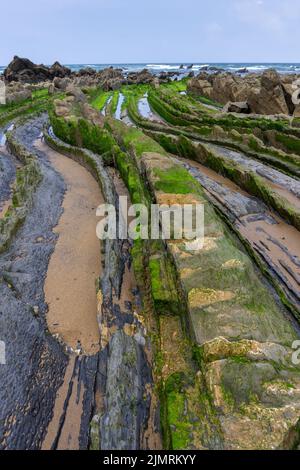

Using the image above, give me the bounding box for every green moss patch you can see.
[0,131,42,253]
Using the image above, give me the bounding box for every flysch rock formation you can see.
[1,56,300,450]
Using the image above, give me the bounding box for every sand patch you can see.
[36,140,103,355]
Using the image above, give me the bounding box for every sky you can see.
[1,0,299,65]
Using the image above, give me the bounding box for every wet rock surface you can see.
[0,143,16,213]
[3,73,300,449]
[206,143,300,208]
[178,156,300,314]
[43,131,161,450]
[138,149,300,450]
[0,117,99,449]
[94,171,161,450]
[0,116,67,449]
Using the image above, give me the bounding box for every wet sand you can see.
[41,356,85,450]
[35,140,103,355]
[238,216,300,300]
[266,180,300,210]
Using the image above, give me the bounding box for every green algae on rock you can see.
[108,120,300,450]
[0,130,42,253]
[47,79,300,450]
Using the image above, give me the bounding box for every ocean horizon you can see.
[1,62,300,75]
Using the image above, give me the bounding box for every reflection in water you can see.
[0,124,14,146]
[138,93,164,122]
[115,94,125,120]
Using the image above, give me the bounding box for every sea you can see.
[1,63,300,75]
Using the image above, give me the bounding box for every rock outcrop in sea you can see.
[4,56,71,83]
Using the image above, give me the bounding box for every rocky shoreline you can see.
[3,56,300,118]
[1,56,300,450]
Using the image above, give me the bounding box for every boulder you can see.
[236,68,248,74]
[74,76,99,88]
[53,97,74,117]
[53,76,72,91]
[77,67,96,76]
[159,72,168,80]
[6,89,32,104]
[4,56,71,83]
[98,67,125,91]
[81,102,105,127]
[211,74,238,102]
[127,68,154,85]
[201,66,225,73]
[4,56,51,83]
[188,77,214,98]
[282,83,296,115]
[49,61,71,78]
[188,68,296,115]
[248,70,289,115]
[65,84,86,103]
[48,83,56,95]
[260,69,281,90]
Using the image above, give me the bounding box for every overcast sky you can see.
[1,0,299,65]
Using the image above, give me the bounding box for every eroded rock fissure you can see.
[0,117,103,449]
[176,156,300,316]
[3,67,300,450]
[43,128,161,450]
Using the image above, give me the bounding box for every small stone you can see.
[33,306,39,316]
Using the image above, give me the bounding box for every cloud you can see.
[234,0,284,32]
[233,0,300,36]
